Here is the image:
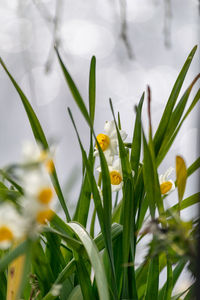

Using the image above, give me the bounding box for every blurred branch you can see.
[163,0,172,48]
[119,0,134,59]
[32,0,53,24]
[32,0,63,73]
[199,0,200,15]
[45,0,62,73]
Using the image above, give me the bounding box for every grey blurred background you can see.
[0,0,199,291]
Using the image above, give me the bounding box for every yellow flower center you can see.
[36,209,54,224]
[96,134,110,151]
[39,151,54,174]
[160,181,173,195]
[0,226,13,242]
[45,159,54,174]
[38,188,53,204]
[110,171,122,185]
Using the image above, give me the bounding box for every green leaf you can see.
[68,222,110,300]
[131,93,144,178]
[32,241,54,295]
[176,156,187,206]
[55,48,91,126]
[68,108,118,298]
[110,99,136,298]
[0,58,48,148]
[118,111,122,129]
[187,157,200,177]
[163,255,173,300]
[42,223,122,300]
[68,285,83,300]
[73,173,92,227]
[0,241,29,272]
[112,201,122,223]
[153,45,197,155]
[142,131,157,217]
[95,222,123,252]
[90,207,96,238]
[75,255,95,300]
[156,88,200,166]
[122,179,134,296]
[67,108,105,237]
[0,58,71,222]
[109,98,132,178]
[166,193,200,216]
[138,157,200,232]
[96,132,116,272]
[158,258,187,300]
[0,169,24,195]
[144,253,159,300]
[43,227,82,253]
[157,75,200,158]
[44,232,67,278]
[42,259,76,300]
[89,56,96,125]
[0,188,21,203]
[0,272,6,299]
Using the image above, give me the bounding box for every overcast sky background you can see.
[0,0,199,291]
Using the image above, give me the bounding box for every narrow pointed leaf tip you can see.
[176,156,187,204]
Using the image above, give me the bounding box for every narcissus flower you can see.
[22,170,54,206]
[159,167,175,195]
[97,158,123,192]
[0,203,25,249]
[20,168,55,229]
[94,121,127,164]
[22,141,55,174]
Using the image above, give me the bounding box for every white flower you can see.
[97,158,123,192]
[22,169,54,205]
[20,168,55,229]
[22,140,43,163]
[0,203,25,250]
[22,140,55,174]
[159,167,175,195]
[94,121,127,164]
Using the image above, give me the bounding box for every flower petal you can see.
[111,182,123,192]
[163,167,174,181]
[119,130,128,141]
[104,121,115,135]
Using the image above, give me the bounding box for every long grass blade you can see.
[68,222,110,300]
[0,58,71,221]
[153,45,197,154]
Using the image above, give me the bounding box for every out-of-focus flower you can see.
[22,170,54,205]
[159,167,175,195]
[21,168,54,226]
[94,121,127,164]
[0,203,25,250]
[22,141,55,174]
[97,158,123,192]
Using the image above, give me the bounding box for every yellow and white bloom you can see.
[20,168,55,229]
[97,158,123,192]
[94,121,127,164]
[22,169,54,206]
[0,203,25,250]
[159,167,175,195]
[22,140,55,174]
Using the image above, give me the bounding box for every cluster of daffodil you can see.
[0,141,55,250]
[95,120,175,195]
[95,121,127,192]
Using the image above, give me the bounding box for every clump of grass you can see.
[0,45,199,300]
